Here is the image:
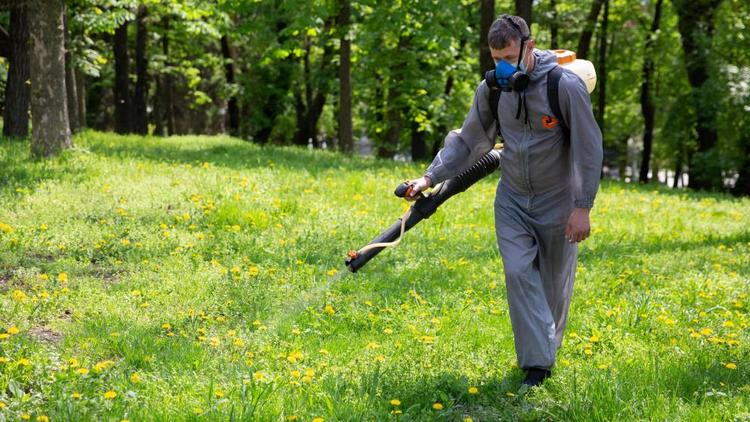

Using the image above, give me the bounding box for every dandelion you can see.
[12,290,27,302]
[253,371,266,381]
[583,348,593,356]
[21,414,30,421]
[291,370,301,378]
[0,222,13,233]
[285,416,299,421]
[215,390,225,398]
[103,390,117,399]
[130,372,141,383]
[72,392,82,399]
[324,304,335,315]
[598,364,609,370]
[0,401,5,408]
[162,323,172,330]
[313,418,324,422]
[506,392,515,397]
[319,348,329,355]
[432,402,444,410]
[725,363,737,370]
[468,386,479,394]
[390,399,401,406]
[0,333,8,340]
[287,351,304,363]
[248,266,259,276]
[18,358,31,367]
[326,268,337,277]
[723,320,735,328]
[76,367,89,375]
[374,355,385,362]
[589,334,600,343]
[700,328,713,336]
[36,416,49,422]
[383,328,393,334]
[7,326,19,335]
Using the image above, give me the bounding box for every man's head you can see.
[488,15,535,71]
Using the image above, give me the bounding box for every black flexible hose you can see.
[345,149,502,272]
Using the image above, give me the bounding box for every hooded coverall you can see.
[423,49,603,370]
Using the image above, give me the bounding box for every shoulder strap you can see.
[489,87,502,139]
[547,66,570,142]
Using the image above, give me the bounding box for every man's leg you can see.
[534,188,578,352]
[494,185,557,370]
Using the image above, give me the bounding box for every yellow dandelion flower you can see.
[72,392,82,399]
[103,390,117,399]
[0,333,8,340]
[21,414,30,421]
[312,418,324,422]
[319,348,329,355]
[326,268,337,277]
[233,338,245,347]
[589,334,600,343]
[290,370,301,378]
[464,418,473,422]
[76,367,89,375]
[162,323,172,330]
[390,399,401,406]
[506,392,515,397]
[0,222,14,233]
[130,372,141,383]
[0,357,7,364]
[583,348,593,356]
[468,386,479,394]
[432,402,444,410]
[18,358,31,367]
[7,326,19,335]
[374,355,385,362]
[725,363,737,370]
[0,401,5,408]
[215,390,225,398]
[324,304,336,315]
[57,272,68,282]
[598,364,608,370]
[722,320,735,328]
[383,328,393,334]
[287,351,304,363]
[700,328,713,336]
[285,416,299,421]
[12,290,27,302]
[36,416,49,422]
[253,371,266,381]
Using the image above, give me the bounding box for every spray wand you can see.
[345,146,503,272]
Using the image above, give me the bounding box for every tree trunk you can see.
[577,0,605,60]
[479,0,494,76]
[639,0,662,183]
[220,35,239,137]
[133,5,149,135]
[731,136,750,195]
[550,0,559,49]
[596,0,608,135]
[63,8,79,134]
[337,0,353,154]
[514,0,532,27]
[153,76,163,136]
[113,20,131,134]
[163,17,175,136]
[3,4,31,138]
[75,69,86,128]
[411,122,427,161]
[29,0,71,157]
[673,0,723,190]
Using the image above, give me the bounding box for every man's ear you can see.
[527,39,536,51]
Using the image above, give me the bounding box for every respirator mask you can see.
[485,16,530,92]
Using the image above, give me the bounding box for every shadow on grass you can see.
[80,132,414,176]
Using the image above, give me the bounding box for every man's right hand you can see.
[405,176,432,201]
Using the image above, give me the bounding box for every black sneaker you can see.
[522,367,552,387]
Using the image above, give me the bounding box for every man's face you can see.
[490,38,535,67]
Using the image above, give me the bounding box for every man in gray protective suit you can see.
[406,14,603,387]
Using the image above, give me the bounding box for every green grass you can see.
[0,131,748,421]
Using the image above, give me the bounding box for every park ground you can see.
[0,132,748,421]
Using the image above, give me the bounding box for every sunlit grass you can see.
[0,131,748,420]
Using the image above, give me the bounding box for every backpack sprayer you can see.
[345,146,503,272]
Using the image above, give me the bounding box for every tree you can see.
[639,0,664,183]
[515,0,532,27]
[113,19,131,134]
[64,8,80,133]
[133,5,148,135]
[337,0,353,154]
[2,3,31,138]
[28,0,72,157]
[220,35,239,136]
[479,0,494,76]
[578,0,605,60]
[672,0,724,190]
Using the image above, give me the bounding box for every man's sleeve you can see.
[559,72,603,209]
[423,80,497,185]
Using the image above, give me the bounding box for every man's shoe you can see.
[522,367,552,387]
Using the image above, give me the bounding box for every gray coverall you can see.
[424,49,603,370]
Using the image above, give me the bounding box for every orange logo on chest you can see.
[542,115,558,129]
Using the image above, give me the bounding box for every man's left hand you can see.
[565,208,591,243]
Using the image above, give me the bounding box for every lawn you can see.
[0,131,748,421]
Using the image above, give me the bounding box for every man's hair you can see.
[488,14,530,50]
